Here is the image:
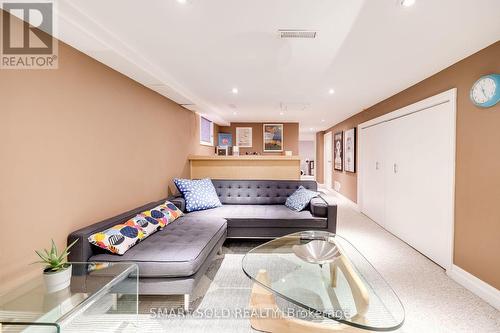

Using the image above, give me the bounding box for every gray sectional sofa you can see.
[67,179,336,310]
[172,179,337,238]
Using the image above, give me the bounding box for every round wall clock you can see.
[470,74,500,108]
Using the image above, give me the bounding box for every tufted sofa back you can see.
[211,179,317,205]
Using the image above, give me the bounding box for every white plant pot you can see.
[43,265,72,293]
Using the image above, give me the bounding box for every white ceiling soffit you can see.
[52,0,229,125]
[43,1,500,131]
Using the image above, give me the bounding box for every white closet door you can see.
[359,90,455,270]
[384,115,414,241]
[403,102,454,268]
[385,102,454,268]
[360,123,386,225]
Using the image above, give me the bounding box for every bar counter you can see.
[188,155,300,180]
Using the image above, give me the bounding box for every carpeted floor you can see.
[64,190,499,332]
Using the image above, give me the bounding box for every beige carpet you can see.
[63,191,500,332]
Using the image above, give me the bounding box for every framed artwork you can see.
[216,147,229,156]
[334,131,343,171]
[199,116,214,146]
[263,124,283,152]
[236,127,252,147]
[218,133,232,147]
[344,128,356,172]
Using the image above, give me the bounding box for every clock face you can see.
[471,77,496,105]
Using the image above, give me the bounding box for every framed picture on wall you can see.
[334,131,343,171]
[218,133,233,147]
[344,128,356,172]
[236,127,252,147]
[263,124,283,152]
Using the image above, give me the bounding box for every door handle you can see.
[375,162,379,170]
[393,163,398,174]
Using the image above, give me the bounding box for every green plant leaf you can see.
[51,239,58,256]
[34,239,78,270]
[57,239,78,263]
[34,250,48,262]
[57,253,67,263]
[67,239,78,251]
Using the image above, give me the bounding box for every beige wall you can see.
[315,132,325,184]
[316,41,500,288]
[0,18,214,294]
[218,122,299,155]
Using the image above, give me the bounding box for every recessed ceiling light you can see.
[231,87,238,94]
[279,111,284,116]
[177,0,187,4]
[310,127,314,131]
[321,119,325,122]
[329,88,335,95]
[232,111,237,115]
[400,0,415,7]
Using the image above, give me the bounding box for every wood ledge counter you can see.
[188,155,300,161]
[188,155,301,180]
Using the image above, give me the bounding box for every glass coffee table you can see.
[242,231,404,332]
[0,262,138,333]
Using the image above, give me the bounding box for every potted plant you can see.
[34,239,78,293]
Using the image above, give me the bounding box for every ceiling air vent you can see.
[278,30,317,39]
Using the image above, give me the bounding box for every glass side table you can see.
[0,262,138,333]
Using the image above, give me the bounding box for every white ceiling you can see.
[44,1,500,134]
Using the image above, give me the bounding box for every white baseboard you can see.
[447,265,500,310]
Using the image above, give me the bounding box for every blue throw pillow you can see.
[173,178,222,212]
[285,186,319,211]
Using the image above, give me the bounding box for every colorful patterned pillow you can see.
[88,221,144,255]
[88,201,184,255]
[140,201,183,227]
[128,214,162,237]
[162,201,184,222]
[285,186,319,211]
[173,178,222,212]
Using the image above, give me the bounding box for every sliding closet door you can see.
[385,102,454,268]
[359,90,455,270]
[360,123,387,225]
[384,115,415,240]
[404,102,454,268]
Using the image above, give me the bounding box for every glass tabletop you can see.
[242,231,405,331]
[0,262,138,332]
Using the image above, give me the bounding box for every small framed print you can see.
[236,127,252,147]
[334,131,343,171]
[344,128,356,173]
[218,133,232,147]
